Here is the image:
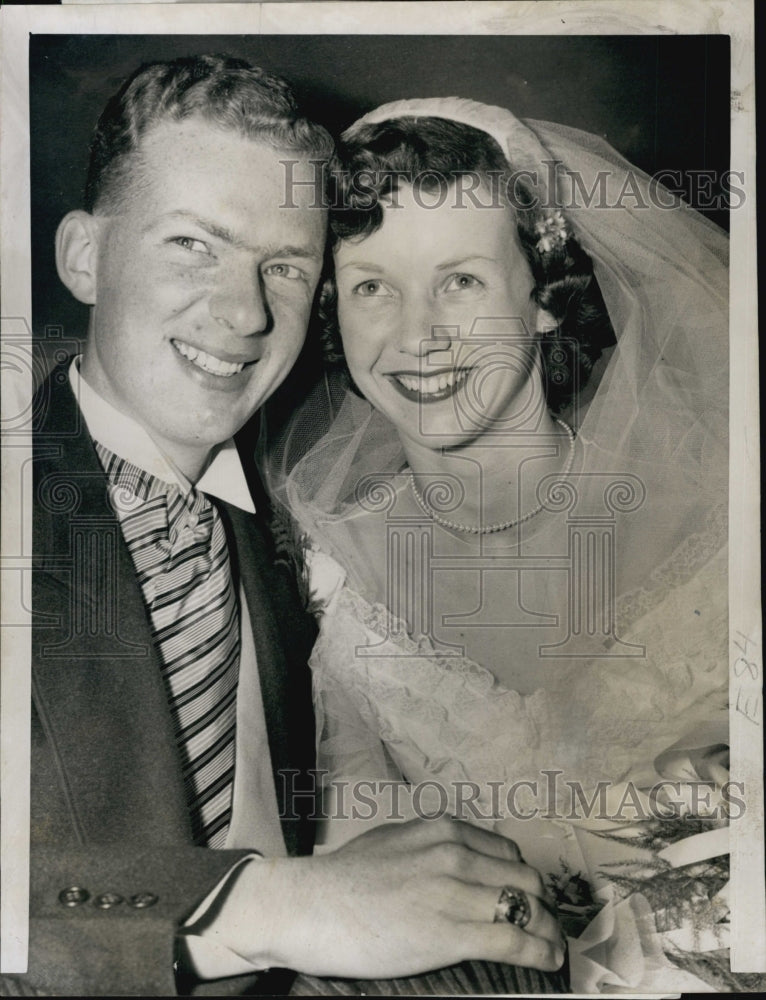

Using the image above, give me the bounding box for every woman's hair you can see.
[321,115,615,412]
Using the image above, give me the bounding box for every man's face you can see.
[82,117,326,475]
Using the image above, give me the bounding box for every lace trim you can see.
[335,586,505,697]
[323,500,727,707]
[616,502,727,635]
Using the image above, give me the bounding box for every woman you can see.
[269,98,730,993]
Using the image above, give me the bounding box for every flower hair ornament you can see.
[535,210,570,253]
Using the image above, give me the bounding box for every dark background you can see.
[30,33,730,347]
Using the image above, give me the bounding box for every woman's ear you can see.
[55,210,101,305]
[535,307,559,334]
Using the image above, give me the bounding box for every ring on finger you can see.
[493,886,531,928]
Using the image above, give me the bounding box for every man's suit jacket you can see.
[13,365,317,996]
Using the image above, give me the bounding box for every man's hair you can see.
[84,53,333,213]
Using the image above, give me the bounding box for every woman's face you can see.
[334,181,539,451]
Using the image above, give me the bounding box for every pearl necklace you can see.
[407,418,576,535]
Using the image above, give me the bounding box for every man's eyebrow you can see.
[262,244,322,261]
[148,211,320,258]
[147,211,240,245]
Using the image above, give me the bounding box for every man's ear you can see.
[55,210,101,305]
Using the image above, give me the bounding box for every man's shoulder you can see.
[32,359,109,552]
[33,356,81,439]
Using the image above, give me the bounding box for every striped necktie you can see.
[95,442,240,848]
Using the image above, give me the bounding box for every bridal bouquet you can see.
[566,816,763,993]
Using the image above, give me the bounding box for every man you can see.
[16,55,564,996]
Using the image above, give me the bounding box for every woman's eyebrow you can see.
[435,255,497,271]
[335,261,386,273]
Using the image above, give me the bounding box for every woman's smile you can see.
[387,366,473,402]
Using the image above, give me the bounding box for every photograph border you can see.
[1,0,761,982]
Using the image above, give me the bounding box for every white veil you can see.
[263,97,728,629]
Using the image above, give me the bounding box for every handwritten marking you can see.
[732,630,762,728]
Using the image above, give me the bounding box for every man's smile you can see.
[172,338,255,378]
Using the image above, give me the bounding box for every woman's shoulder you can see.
[304,545,348,617]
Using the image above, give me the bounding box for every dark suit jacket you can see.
[11,366,317,996]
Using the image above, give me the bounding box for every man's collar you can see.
[69,357,255,514]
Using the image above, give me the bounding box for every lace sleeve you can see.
[302,547,401,785]
[308,583,410,848]
[311,643,404,788]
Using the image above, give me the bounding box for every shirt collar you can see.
[69,357,256,514]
